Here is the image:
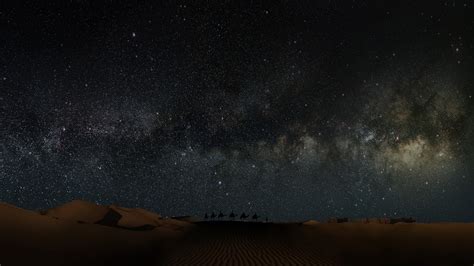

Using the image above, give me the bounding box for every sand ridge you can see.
[41,200,189,231]
[163,221,340,266]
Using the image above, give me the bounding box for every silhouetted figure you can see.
[240,212,249,220]
[252,213,260,222]
[229,211,236,220]
[210,212,216,220]
[204,213,209,220]
[218,211,226,219]
[265,217,268,223]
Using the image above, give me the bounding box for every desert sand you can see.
[0,201,191,266]
[0,201,474,265]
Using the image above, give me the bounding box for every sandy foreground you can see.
[0,201,473,266]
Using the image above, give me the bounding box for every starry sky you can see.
[1,1,474,222]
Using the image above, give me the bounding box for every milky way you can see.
[1,1,473,221]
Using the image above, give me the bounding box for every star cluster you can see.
[1,1,473,221]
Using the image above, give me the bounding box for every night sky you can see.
[1,1,474,222]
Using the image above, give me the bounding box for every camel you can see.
[218,211,226,219]
[210,212,216,220]
[204,213,209,219]
[240,212,249,220]
[252,213,260,222]
[229,211,236,220]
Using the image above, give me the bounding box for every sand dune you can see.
[302,219,321,226]
[41,200,110,223]
[0,202,191,266]
[296,222,474,265]
[163,221,339,265]
[164,221,474,265]
[0,202,154,265]
[1,202,474,265]
[42,200,189,232]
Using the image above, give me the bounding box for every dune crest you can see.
[302,220,320,226]
[42,200,109,223]
[41,200,189,231]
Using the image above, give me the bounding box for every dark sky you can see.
[1,1,473,221]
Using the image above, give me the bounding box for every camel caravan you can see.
[203,212,416,224]
[203,211,267,222]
